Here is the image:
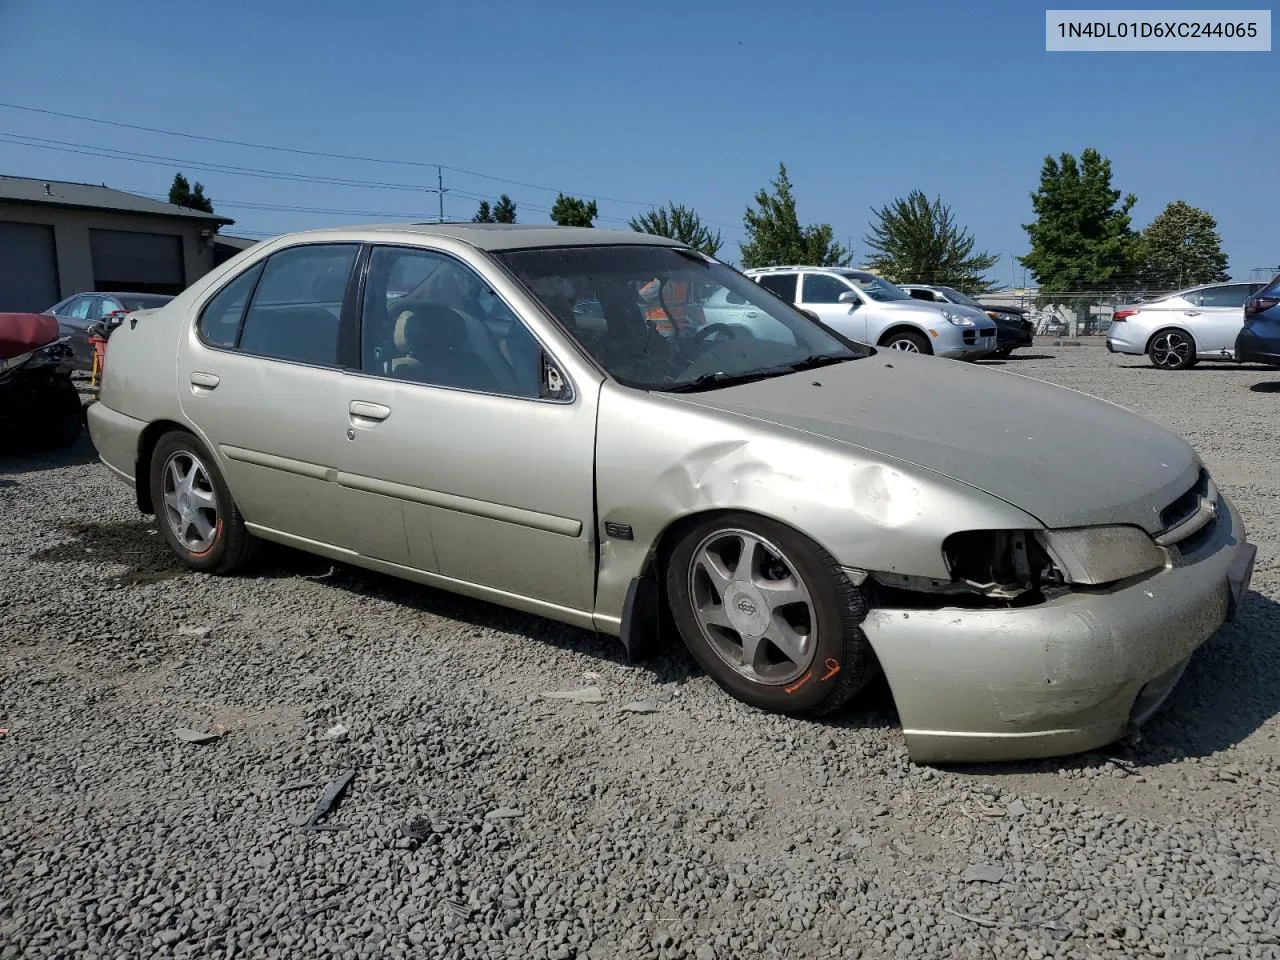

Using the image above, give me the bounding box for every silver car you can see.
[1107,281,1266,369]
[86,224,1255,764]
[743,266,998,359]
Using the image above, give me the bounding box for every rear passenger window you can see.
[238,244,358,365]
[1197,284,1254,308]
[198,261,264,348]
[801,273,852,304]
[757,273,798,302]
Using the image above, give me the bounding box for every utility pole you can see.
[436,165,447,222]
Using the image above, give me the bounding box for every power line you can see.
[0,100,743,223]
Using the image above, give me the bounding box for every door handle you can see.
[190,372,220,389]
[349,400,391,422]
[1185,311,1201,317]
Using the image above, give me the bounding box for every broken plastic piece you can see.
[540,686,605,704]
[297,768,356,833]
[963,863,1006,884]
[619,701,659,714]
[173,728,221,744]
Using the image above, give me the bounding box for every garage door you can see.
[0,221,60,312]
[90,228,185,295]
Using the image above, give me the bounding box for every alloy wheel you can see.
[161,450,220,554]
[688,528,818,685]
[887,337,921,352]
[1151,331,1192,369]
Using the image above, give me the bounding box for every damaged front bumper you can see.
[861,492,1254,764]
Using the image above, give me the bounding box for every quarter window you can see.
[756,273,798,302]
[197,261,264,348]
[237,244,358,365]
[802,273,853,304]
[360,246,546,398]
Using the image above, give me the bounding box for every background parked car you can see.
[1235,273,1280,367]
[744,267,997,359]
[45,291,174,369]
[899,283,1034,357]
[1106,280,1266,370]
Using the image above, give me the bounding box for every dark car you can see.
[1235,274,1280,366]
[44,291,174,369]
[899,284,1034,357]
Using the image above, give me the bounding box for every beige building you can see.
[0,175,236,312]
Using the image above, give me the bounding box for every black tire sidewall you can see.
[150,431,234,572]
[666,513,867,715]
[885,331,930,355]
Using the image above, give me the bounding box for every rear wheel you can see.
[665,513,877,717]
[881,330,931,354]
[149,431,256,574]
[1148,329,1197,370]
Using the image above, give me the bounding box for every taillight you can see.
[1111,309,1139,322]
[1245,297,1279,319]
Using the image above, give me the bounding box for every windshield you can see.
[841,272,911,302]
[495,245,866,392]
[937,286,983,308]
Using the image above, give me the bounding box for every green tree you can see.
[168,172,214,214]
[492,194,517,224]
[474,194,518,224]
[740,163,850,269]
[1019,148,1140,297]
[1139,200,1229,289]
[629,202,722,256]
[550,193,598,227]
[863,190,999,293]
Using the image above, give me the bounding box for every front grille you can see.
[1160,471,1209,530]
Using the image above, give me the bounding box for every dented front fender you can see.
[591,382,1040,630]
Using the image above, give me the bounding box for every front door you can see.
[177,242,359,549]
[800,272,867,343]
[336,244,600,615]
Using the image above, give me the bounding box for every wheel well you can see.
[134,420,193,514]
[621,508,817,660]
[1144,326,1197,354]
[877,324,933,354]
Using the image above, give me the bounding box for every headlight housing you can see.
[1036,525,1166,585]
[941,310,974,327]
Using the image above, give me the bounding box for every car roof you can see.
[254,222,685,253]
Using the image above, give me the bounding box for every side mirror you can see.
[838,291,860,307]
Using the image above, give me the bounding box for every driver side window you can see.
[801,274,853,305]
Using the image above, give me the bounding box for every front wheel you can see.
[1148,329,1197,370]
[881,330,931,354]
[665,513,877,717]
[149,431,257,574]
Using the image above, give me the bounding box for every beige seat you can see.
[390,304,505,393]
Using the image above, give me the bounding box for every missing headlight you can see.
[940,530,1065,598]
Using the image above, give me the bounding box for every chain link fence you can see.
[979,290,1183,338]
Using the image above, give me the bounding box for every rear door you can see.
[177,242,360,548]
[1188,283,1258,353]
[800,272,868,343]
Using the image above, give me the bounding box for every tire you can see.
[149,431,257,574]
[1148,329,1197,370]
[665,512,877,717]
[880,329,931,355]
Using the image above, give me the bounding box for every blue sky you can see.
[0,0,1275,283]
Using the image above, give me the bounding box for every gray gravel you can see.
[2,345,1278,959]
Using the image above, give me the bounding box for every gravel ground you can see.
[2,344,1278,960]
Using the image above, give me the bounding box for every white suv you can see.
[742,266,997,359]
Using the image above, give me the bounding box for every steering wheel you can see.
[694,322,751,343]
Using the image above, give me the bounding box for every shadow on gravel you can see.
[1002,353,1056,361]
[256,545,706,686]
[1249,380,1280,393]
[0,431,98,474]
[943,588,1280,776]
[29,520,189,585]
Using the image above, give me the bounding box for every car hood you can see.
[668,354,1199,533]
